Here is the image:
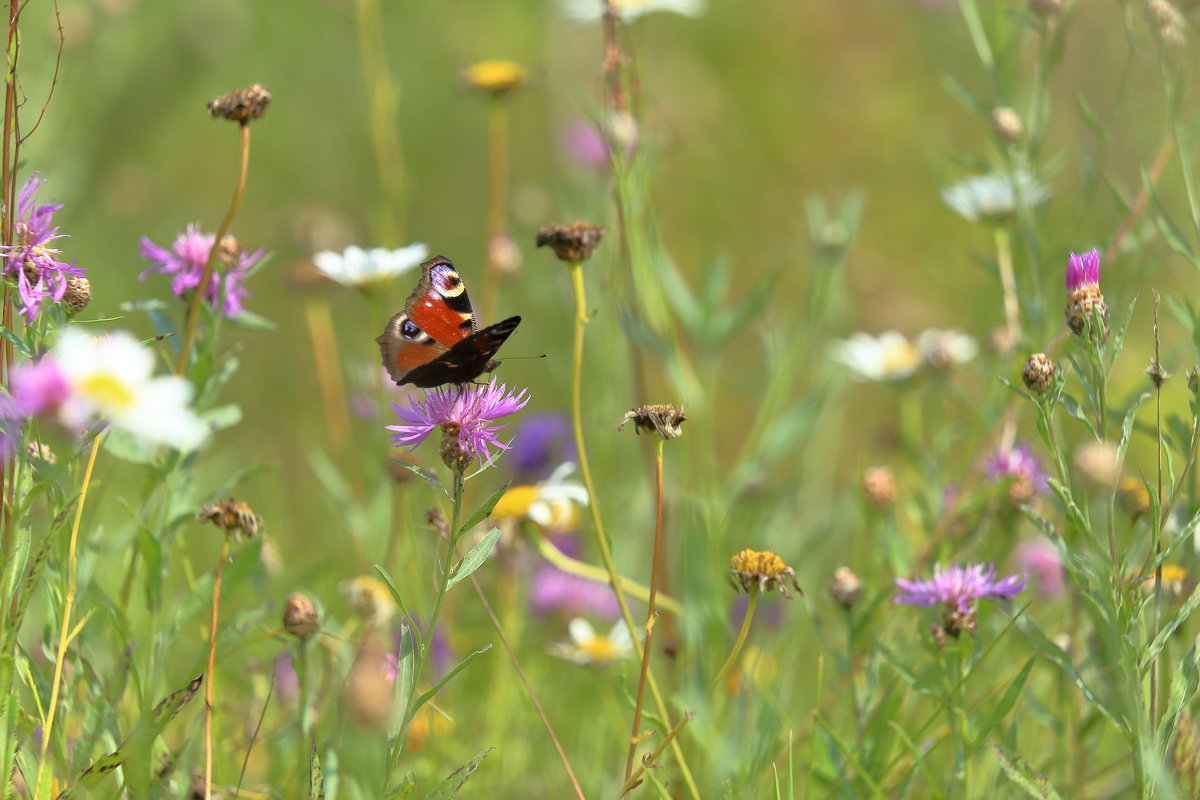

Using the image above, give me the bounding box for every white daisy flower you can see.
[916,328,978,369]
[561,0,705,22]
[830,331,921,382]
[941,170,1050,223]
[491,462,589,530]
[53,329,208,450]
[312,243,429,289]
[548,618,634,665]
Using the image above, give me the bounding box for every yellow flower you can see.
[1140,564,1189,598]
[492,485,539,521]
[463,60,526,94]
[729,549,802,598]
[548,618,634,665]
[491,464,588,531]
[342,576,396,628]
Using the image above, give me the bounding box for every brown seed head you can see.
[862,466,897,511]
[1147,358,1171,389]
[1007,475,1037,506]
[829,567,862,609]
[207,83,272,123]
[728,548,803,598]
[1065,285,1109,339]
[438,423,472,472]
[197,498,263,541]
[617,403,686,440]
[991,106,1024,143]
[283,592,320,638]
[1021,352,1056,394]
[535,221,606,263]
[63,276,91,313]
[217,235,242,269]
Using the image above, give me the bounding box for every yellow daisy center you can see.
[492,485,538,520]
[882,341,921,377]
[579,635,619,662]
[78,372,135,412]
[730,548,788,577]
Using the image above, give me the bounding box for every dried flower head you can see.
[463,59,526,93]
[728,549,802,598]
[829,567,862,609]
[1021,353,1056,394]
[283,592,319,638]
[617,403,686,440]
[992,106,1024,143]
[1147,358,1171,389]
[62,276,91,313]
[207,83,272,123]
[862,466,897,510]
[198,498,263,541]
[1074,440,1121,490]
[1064,249,1108,338]
[535,221,606,262]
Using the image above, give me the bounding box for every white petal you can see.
[567,617,596,646]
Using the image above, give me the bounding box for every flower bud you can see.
[1074,440,1121,490]
[829,567,862,609]
[1021,352,1056,394]
[991,107,1024,143]
[283,592,319,638]
[62,276,91,313]
[862,466,896,511]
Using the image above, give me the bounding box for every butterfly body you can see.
[376,255,520,388]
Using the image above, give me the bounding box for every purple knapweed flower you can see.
[1014,537,1065,598]
[6,358,70,417]
[1065,249,1100,291]
[984,442,1050,494]
[386,378,529,467]
[0,173,84,322]
[139,223,265,318]
[510,412,576,480]
[894,562,1026,613]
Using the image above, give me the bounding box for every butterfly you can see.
[376,255,521,388]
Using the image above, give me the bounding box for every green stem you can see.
[995,226,1020,351]
[481,96,509,323]
[566,262,700,799]
[712,591,757,692]
[354,0,404,245]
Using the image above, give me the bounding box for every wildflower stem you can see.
[481,96,509,322]
[994,226,1020,349]
[35,431,102,797]
[526,526,682,615]
[712,591,757,693]
[204,534,232,800]
[354,0,405,245]
[566,261,700,799]
[467,573,587,800]
[623,438,665,788]
[304,297,351,456]
[613,712,694,798]
[176,121,251,375]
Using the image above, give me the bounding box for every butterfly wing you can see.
[377,255,519,387]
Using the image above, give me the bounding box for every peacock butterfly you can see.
[376,255,521,388]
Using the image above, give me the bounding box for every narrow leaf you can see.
[972,658,1034,748]
[447,528,501,589]
[458,484,510,536]
[422,747,494,800]
[411,645,493,716]
[309,740,326,800]
[991,744,1064,799]
[389,459,449,498]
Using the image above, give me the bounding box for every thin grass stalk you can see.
[566,262,699,798]
[1150,293,1164,733]
[995,226,1020,349]
[467,574,587,800]
[354,0,404,246]
[481,96,509,322]
[612,711,693,798]
[623,437,665,788]
[304,297,350,455]
[34,431,102,798]
[204,535,232,800]
[712,590,757,693]
[176,121,252,375]
[0,0,19,556]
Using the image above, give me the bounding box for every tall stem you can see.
[354,0,404,245]
[712,591,757,692]
[566,262,699,799]
[481,97,509,322]
[995,226,1020,350]
[623,438,665,788]
[204,535,232,800]
[35,432,102,798]
[176,122,251,375]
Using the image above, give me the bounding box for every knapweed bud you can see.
[198,498,264,541]
[463,59,526,94]
[344,635,395,729]
[283,592,319,638]
[535,221,606,263]
[1021,352,1056,394]
[438,423,473,473]
[1064,249,1108,338]
[991,106,1024,143]
[728,549,803,598]
[1074,440,1121,490]
[217,234,242,269]
[829,567,862,609]
[207,83,272,123]
[62,276,91,313]
[862,466,896,511]
[617,403,686,440]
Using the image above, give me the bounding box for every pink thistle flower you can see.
[0,173,84,322]
[1065,249,1100,291]
[7,358,70,417]
[386,378,529,467]
[1014,538,1064,598]
[894,562,1026,613]
[984,442,1049,494]
[139,223,265,318]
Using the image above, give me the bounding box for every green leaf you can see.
[389,459,449,498]
[447,528,501,589]
[309,740,326,800]
[0,326,31,359]
[388,626,416,741]
[459,484,510,536]
[991,744,1064,799]
[371,566,419,648]
[1117,391,1152,462]
[411,645,493,716]
[422,747,494,800]
[1141,582,1200,670]
[382,774,419,799]
[972,658,1034,748]
[229,310,277,332]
